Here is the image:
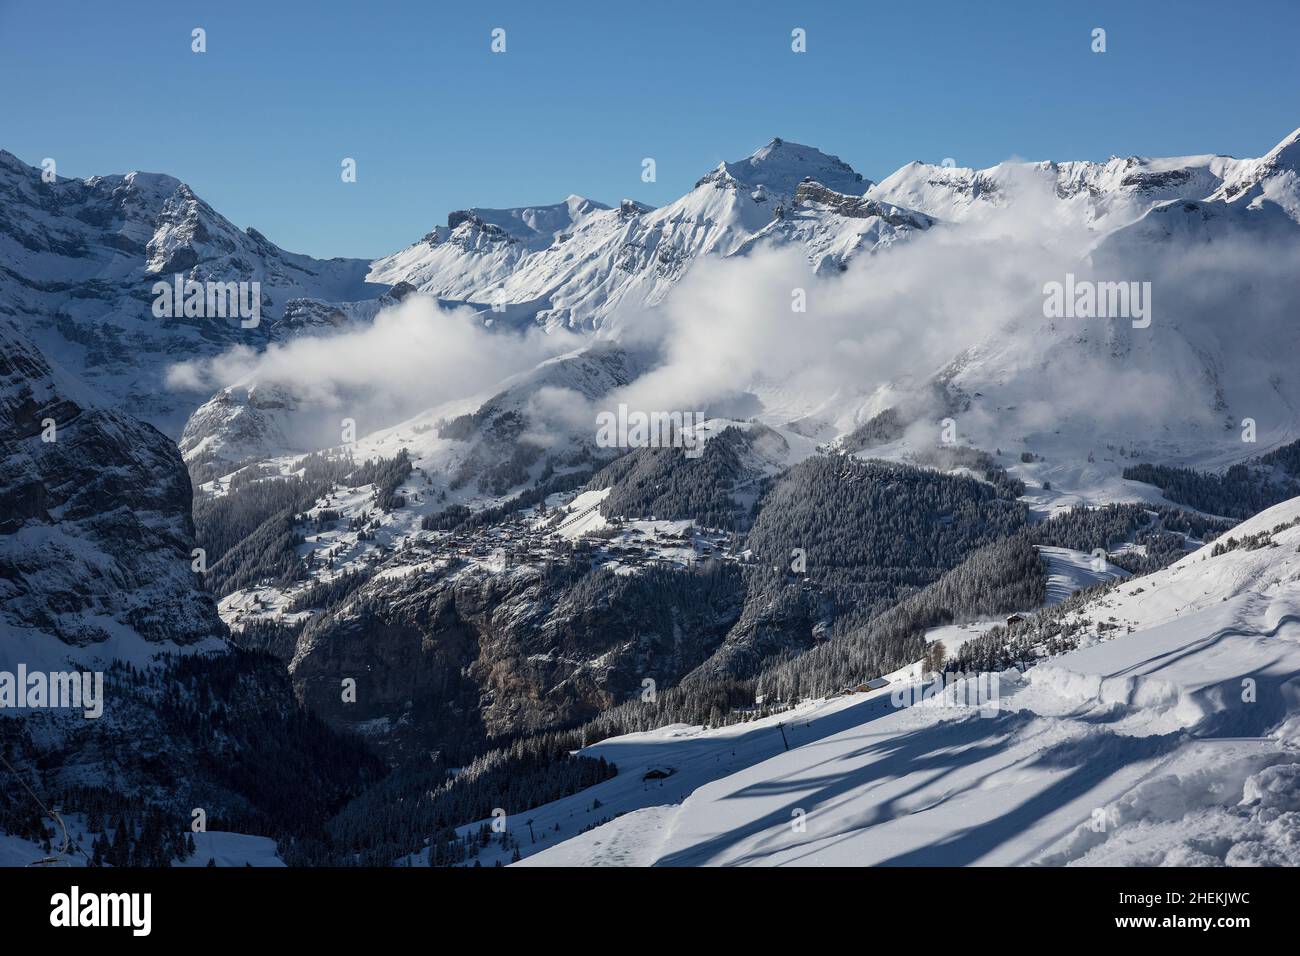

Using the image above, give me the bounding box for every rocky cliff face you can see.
[0,319,381,863]
[263,553,747,761]
[793,179,934,228]
[0,319,225,657]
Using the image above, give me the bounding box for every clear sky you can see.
[3,0,1297,259]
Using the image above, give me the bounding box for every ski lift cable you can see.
[0,750,92,865]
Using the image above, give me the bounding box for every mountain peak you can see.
[1262,126,1300,166]
[715,138,871,198]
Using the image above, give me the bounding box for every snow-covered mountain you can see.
[367,195,614,304]
[171,129,1300,680]
[1210,127,1300,220]
[867,136,1298,232]
[6,127,1300,870]
[9,127,1299,451]
[369,138,921,331]
[0,149,387,436]
[189,128,1300,498]
[0,138,931,477]
[835,127,1300,482]
[369,127,1300,344]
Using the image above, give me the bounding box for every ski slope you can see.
[514,498,1300,866]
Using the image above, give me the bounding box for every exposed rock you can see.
[0,319,225,652]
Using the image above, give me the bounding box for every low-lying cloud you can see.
[608,183,1094,429]
[168,295,582,438]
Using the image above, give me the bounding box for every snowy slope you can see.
[177,832,285,868]
[516,496,1300,866]
[1210,127,1300,222]
[0,830,283,869]
[1038,545,1129,604]
[734,180,933,275]
[922,546,1129,658]
[368,196,613,304]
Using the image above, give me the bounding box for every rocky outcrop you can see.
[0,320,225,653]
[282,554,747,760]
[794,179,935,228]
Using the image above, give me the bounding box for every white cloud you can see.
[167,295,581,438]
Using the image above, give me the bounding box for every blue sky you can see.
[3,0,1297,258]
